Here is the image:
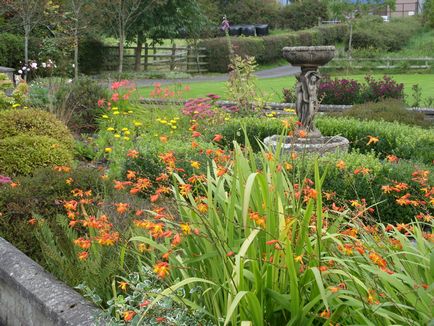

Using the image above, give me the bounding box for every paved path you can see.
[133,65,300,87]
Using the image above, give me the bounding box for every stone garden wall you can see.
[0,237,103,326]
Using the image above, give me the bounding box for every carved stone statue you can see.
[295,70,321,134]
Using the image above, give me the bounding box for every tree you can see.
[328,0,395,58]
[97,0,145,72]
[61,0,95,78]
[2,0,49,65]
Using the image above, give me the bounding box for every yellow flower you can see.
[134,121,142,127]
[113,111,120,115]
[102,115,109,119]
[121,128,129,131]
[191,161,201,169]
[124,130,131,135]
[114,134,121,138]
[107,127,115,131]
[112,107,118,110]
[105,147,112,153]
[12,103,20,108]
[171,126,177,129]
[123,137,130,141]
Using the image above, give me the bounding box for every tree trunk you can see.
[118,21,125,73]
[134,31,143,71]
[74,29,79,79]
[348,23,353,60]
[24,27,30,81]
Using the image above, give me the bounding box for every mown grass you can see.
[138,73,434,104]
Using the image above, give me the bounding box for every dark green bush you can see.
[55,77,108,134]
[0,166,104,261]
[280,0,328,31]
[350,16,422,51]
[316,117,434,163]
[200,24,347,72]
[0,135,73,175]
[0,33,24,68]
[225,0,281,28]
[312,151,433,224]
[333,99,431,128]
[208,116,434,164]
[79,38,106,74]
[0,108,74,148]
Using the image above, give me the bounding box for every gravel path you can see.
[133,65,300,87]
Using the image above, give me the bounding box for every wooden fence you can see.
[324,57,434,70]
[102,45,208,73]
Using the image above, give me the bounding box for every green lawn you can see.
[138,73,434,104]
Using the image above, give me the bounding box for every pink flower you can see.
[97,99,105,107]
[111,93,119,102]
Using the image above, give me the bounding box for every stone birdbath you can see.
[264,46,349,155]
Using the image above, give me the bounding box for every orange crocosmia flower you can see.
[217,166,228,177]
[367,135,379,145]
[127,149,139,159]
[73,237,91,249]
[136,178,152,190]
[319,309,331,319]
[192,131,201,138]
[367,290,380,304]
[336,160,346,170]
[10,182,19,188]
[115,202,129,214]
[386,155,398,163]
[97,232,119,246]
[226,251,235,257]
[297,129,308,138]
[290,152,298,160]
[213,134,223,142]
[118,281,128,291]
[77,251,88,261]
[179,184,192,196]
[350,200,361,208]
[329,286,339,293]
[53,165,71,172]
[319,265,328,272]
[122,310,136,322]
[266,239,279,245]
[191,161,201,169]
[396,194,411,206]
[197,203,208,213]
[171,233,182,247]
[294,255,303,263]
[150,194,160,202]
[153,261,170,279]
[191,141,199,149]
[160,135,168,143]
[65,177,74,185]
[265,152,274,161]
[156,173,169,182]
[28,218,38,225]
[369,251,387,268]
[126,170,136,180]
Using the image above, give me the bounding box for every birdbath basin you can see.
[282,46,336,68]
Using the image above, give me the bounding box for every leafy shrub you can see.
[79,38,106,75]
[199,24,347,72]
[0,108,74,148]
[0,33,24,68]
[350,16,422,51]
[319,78,363,104]
[0,166,103,259]
[280,0,328,30]
[225,0,281,28]
[334,99,430,127]
[423,0,434,27]
[316,116,434,163]
[0,135,73,175]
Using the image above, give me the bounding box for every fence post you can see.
[170,43,176,71]
[144,43,148,71]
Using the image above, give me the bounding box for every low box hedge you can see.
[199,24,348,72]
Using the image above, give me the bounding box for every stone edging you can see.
[0,237,105,326]
[140,98,434,117]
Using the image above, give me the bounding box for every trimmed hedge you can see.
[199,24,348,72]
[0,135,73,175]
[316,117,434,164]
[208,116,434,164]
[0,108,74,149]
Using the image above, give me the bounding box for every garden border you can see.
[140,98,434,120]
[0,237,105,326]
